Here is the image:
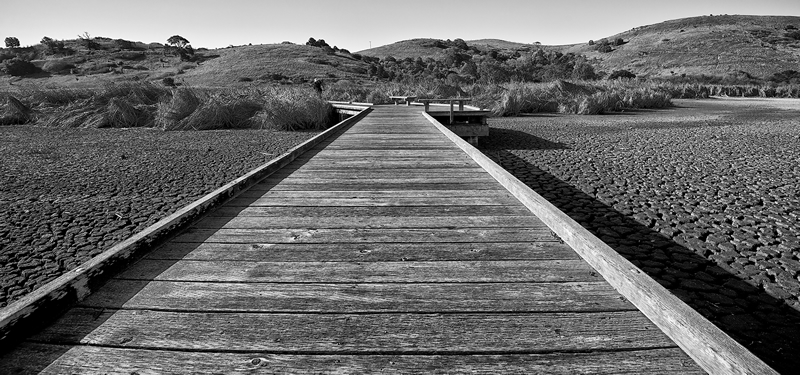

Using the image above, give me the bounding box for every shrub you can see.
[597,44,613,53]
[608,70,636,80]
[1,58,39,76]
[787,30,800,40]
[238,77,253,82]
[162,77,176,86]
[42,60,75,74]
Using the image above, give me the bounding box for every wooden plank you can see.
[226,196,517,207]
[253,183,503,191]
[237,189,505,198]
[0,343,704,375]
[260,177,497,185]
[30,308,678,352]
[80,280,636,313]
[171,227,554,244]
[208,206,534,217]
[117,259,598,283]
[144,242,581,262]
[422,111,777,374]
[192,216,545,230]
[264,170,489,179]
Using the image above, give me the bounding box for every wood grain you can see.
[0,343,704,375]
[30,308,677,353]
[192,215,546,230]
[80,280,635,312]
[144,242,581,262]
[171,227,554,243]
[116,259,599,283]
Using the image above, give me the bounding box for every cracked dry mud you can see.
[480,97,800,372]
[0,127,318,308]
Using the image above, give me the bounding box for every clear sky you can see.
[2,0,799,51]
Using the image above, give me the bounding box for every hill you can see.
[359,15,800,79]
[2,15,799,90]
[180,44,371,86]
[563,14,800,78]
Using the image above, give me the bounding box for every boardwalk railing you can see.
[422,110,777,375]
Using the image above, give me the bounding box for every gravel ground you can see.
[480,98,800,372]
[0,126,318,308]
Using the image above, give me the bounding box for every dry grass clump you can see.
[156,86,334,131]
[253,87,335,131]
[482,80,673,116]
[5,83,335,131]
[0,95,34,125]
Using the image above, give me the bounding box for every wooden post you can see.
[449,100,454,124]
[424,102,429,112]
[459,100,464,111]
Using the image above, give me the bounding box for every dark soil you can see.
[479,98,800,373]
[0,126,317,308]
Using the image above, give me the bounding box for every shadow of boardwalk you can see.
[480,148,800,374]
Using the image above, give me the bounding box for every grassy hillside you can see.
[563,15,800,78]
[357,39,457,60]
[361,15,800,79]
[181,44,371,87]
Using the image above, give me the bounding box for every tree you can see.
[167,35,190,48]
[4,37,20,48]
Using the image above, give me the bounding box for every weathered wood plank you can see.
[171,227,554,243]
[144,242,581,262]
[254,183,503,191]
[225,195,520,207]
[236,189,508,198]
[209,206,531,217]
[117,259,598,283]
[260,177,497,185]
[0,343,704,375]
[265,170,490,179]
[192,216,546,230]
[80,280,635,312]
[30,309,677,352]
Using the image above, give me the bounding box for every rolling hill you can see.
[359,15,800,79]
[2,14,799,90]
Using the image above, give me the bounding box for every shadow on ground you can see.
[481,147,800,374]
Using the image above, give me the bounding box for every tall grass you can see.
[474,80,673,116]
[2,83,335,131]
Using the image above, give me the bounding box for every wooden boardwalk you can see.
[2,106,704,373]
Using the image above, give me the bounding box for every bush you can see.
[597,44,613,53]
[42,60,75,74]
[1,58,39,76]
[162,77,176,87]
[608,70,636,80]
[787,30,800,40]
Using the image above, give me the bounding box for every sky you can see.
[3,0,799,52]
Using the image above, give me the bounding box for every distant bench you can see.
[389,96,417,106]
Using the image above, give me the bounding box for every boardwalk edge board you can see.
[421,111,777,375]
[0,105,373,350]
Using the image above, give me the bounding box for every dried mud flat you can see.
[481,98,800,371]
[0,127,317,308]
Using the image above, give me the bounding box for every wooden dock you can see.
[0,106,770,373]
